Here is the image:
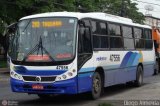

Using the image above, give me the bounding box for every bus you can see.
[9,12,155,99]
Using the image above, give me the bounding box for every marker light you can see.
[68,72,73,76]
[72,69,76,73]
[62,75,67,79]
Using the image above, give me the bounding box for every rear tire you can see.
[90,72,102,100]
[134,65,143,87]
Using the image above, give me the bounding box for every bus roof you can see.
[20,12,151,29]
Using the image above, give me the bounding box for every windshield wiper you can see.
[22,36,55,62]
[22,19,31,32]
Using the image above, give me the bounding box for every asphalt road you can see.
[0,72,160,106]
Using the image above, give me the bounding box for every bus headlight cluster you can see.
[10,71,23,80]
[55,69,76,81]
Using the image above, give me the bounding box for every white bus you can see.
[9,12,155,99]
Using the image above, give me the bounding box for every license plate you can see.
[32,84,44,90]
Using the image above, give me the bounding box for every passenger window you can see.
[134,28,143,38]
[110,37,123,49]
[108,24,121,36]
[122,26,133,38]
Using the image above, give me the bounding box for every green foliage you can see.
[0,60,7,68]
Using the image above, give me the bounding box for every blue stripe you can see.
[79,67,96,72]
[78,61,155,73]
[78,72,94,77]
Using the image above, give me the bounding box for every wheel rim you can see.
[93,76,101,94]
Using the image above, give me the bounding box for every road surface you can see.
[0,72,160,106]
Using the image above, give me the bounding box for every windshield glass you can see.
[9,17,77,63]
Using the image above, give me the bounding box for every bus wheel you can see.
[37,94,54,99]
[134,65,143,87]
[91,72,102,99]
[154,61,159,75]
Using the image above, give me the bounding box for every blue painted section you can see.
[78,72,93,93]
[132,54,141,66]
[120,51,143,67]
[115,66,137,84]
[10,77,78,94]
[120,52,132,67]
[104,63,154,87]
[127,53,136,66]
[78,67,95,73]
[104,70,116,87]
[143,64,154,77]
[15,66,66,76]
[103,65,120,70]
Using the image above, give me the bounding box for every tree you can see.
[0,0,145,59]
[96,0,144,23]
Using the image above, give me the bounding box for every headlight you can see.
[10,71,23,80]
[55,69,77,81]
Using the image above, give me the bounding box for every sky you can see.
[132,0,160,18]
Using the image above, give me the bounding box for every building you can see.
[144,15,160,28]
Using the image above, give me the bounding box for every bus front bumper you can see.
[10,77,78,94]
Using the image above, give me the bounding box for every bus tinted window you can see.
[92,20,108,49]
[93,36,108,48]
[83,20,90,27]
[122,26,132,38]
[108,24,121,36]
[124,38,135,50]
[110,37,123,48]
[135,39,145,48]
[145,40,153,49]
[144,29,152,49]
[134,28,143,38]
[144,29,152,39]
[91,21,97,34]
[100,22,107,35]
[122,26,135,50]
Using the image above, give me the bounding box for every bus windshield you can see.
[9,17,77,63]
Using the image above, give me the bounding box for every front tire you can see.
[90,72,102,99]
[134,65,143,87]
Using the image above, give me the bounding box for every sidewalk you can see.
[0,68,9,73]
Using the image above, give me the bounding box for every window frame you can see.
[80,18,153,51]
[122,25,135,50]
[108,22,124,50]
[91,19,109,50]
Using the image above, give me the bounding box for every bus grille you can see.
[23,76,56,82]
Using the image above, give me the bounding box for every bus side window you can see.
[78,25,92,53]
